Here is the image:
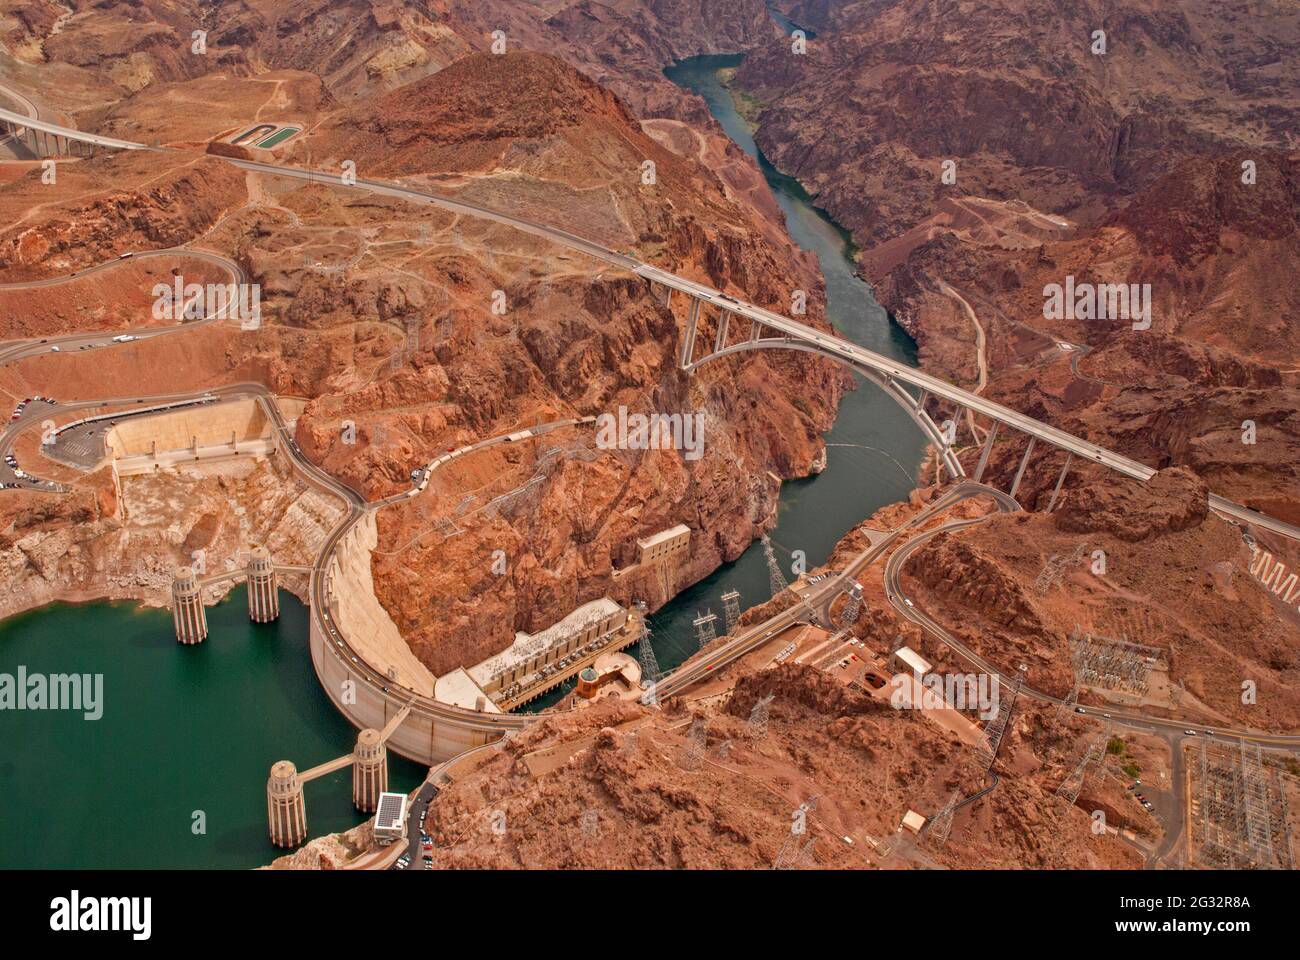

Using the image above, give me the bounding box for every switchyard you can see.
[1191,739,1290,869]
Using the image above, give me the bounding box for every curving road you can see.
[2,100,1297,545]
[656,482,1018,700]
[0,249,243,489]
[882,503,1300,753]
[3,88,1299,843]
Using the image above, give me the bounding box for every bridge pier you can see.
[266,761,308,848]
[714,310,730,353]
[247,546,280,623]
[171,566,208,644]
[973,421,1000,483]
[680,296,700,369]
[1046,452,1073,512]
[1009,437,1036,500]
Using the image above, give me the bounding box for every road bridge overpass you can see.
[5,92,1300,774]
[6,102,1290,540]
[0,104,151,155]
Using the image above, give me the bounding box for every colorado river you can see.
[530,53,927,706]
[0,588,422,868]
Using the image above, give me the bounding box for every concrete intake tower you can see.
[267,761,308,848]
[352,728,388,813]
[171,566,207,644]
[246,546,280,623]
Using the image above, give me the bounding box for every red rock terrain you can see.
[0,49,848,679]
[727,1,1299,519]
[4,0,1298,874]
[311,663,1145,870]
[5,0,777,122]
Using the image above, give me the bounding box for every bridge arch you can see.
[687,336,966,480]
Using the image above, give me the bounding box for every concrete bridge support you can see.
[267,761,308,848]
[1046,452,1074,513]
[973,421,1000,483]
[352,729,388,813]
[171,566,207,644]
[247,546,280,623]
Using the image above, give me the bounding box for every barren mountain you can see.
[736,0,1299,246]
[5,0,777,121]
[0,50,848,679]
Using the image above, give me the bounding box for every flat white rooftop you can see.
[469,596,624,684]
[433,667,500,713]
[896,646,932,676]
[637,523,690,549]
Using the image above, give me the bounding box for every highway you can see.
[1,102,1296,545]
[0,103,151,152]
[3,89,1299,833]
[0,248,244,364]
[2,102,1300,541]
[0,81,37,152]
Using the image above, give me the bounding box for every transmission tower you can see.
[978,667,1025,767]
[721,590,741,633]
[762,534,789,597]
[679,717,708,771]
[925,789,962,847]
[1055,726,1110,817]
[692,610,718,650]
[1055,683,1079,723]
[746,694,774,740]
[634,601,661,691]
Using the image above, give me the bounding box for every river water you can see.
[530,54,926,706]
[0,52,923,864]
[0,588,422,868]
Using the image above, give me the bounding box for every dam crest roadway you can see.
[4,96,1300,855]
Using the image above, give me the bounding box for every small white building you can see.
[901,810,927,835]
[373,792,409,845]
[894,645,932,677]
[636,524,691,565]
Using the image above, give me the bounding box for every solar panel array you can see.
[375,793,406,830]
